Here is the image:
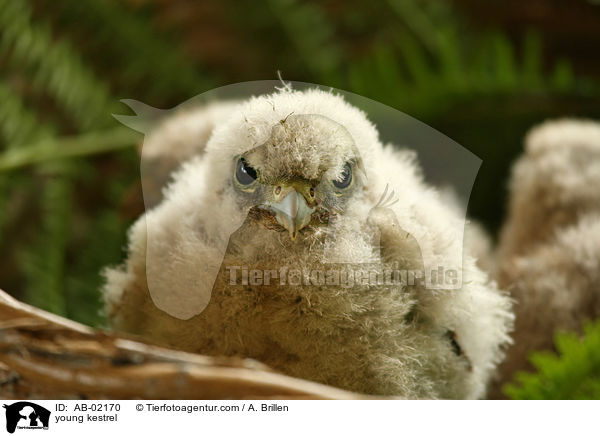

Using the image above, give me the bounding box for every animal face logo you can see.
[115,80,480,320]
[2,402,50,434]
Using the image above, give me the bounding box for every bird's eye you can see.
[235,158,258,185]
[332,162,352,190]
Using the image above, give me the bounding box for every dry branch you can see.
[0,289,364,399]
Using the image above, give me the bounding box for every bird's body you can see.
[104,88,513,399]
[492,119,600,396]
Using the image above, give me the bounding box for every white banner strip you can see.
[0,400,595,436]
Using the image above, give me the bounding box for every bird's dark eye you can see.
[235,158,258,185]
[332,162,352,190]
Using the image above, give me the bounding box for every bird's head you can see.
[217,112,367,241]
[193,90,377,241]
[189,88,381,247]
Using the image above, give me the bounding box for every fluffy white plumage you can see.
[492,119,600,395]
[103,88,513,399]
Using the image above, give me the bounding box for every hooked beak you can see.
[265,190,315,240]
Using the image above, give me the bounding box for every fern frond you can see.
[0,0,116,129]
[41,0,214,101]
[504,320,600,399]
[19,168,72,316]
[0,80,54,252]
[386,0,440,55]
[0,82,53,147]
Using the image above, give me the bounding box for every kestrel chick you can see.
[103,88,513,399]
[493,119,600,395]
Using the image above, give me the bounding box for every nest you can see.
[0,289,363,399]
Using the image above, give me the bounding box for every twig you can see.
[0,289,365,399]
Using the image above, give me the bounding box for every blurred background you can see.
[1,0,599,331]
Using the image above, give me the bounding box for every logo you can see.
[2,402,50,434]
[114,80,479,319]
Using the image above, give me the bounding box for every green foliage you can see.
[345,3,577,118]
[267,0,342,83]
[38,0,214,104]
[504,321,600,399]
[263,0,584,120]
[0,0,156,325]
[0,82,54,146]
[0,128,139,171]
[0,82,53,247]
[19,166,72,316]
[0,0,116,129]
